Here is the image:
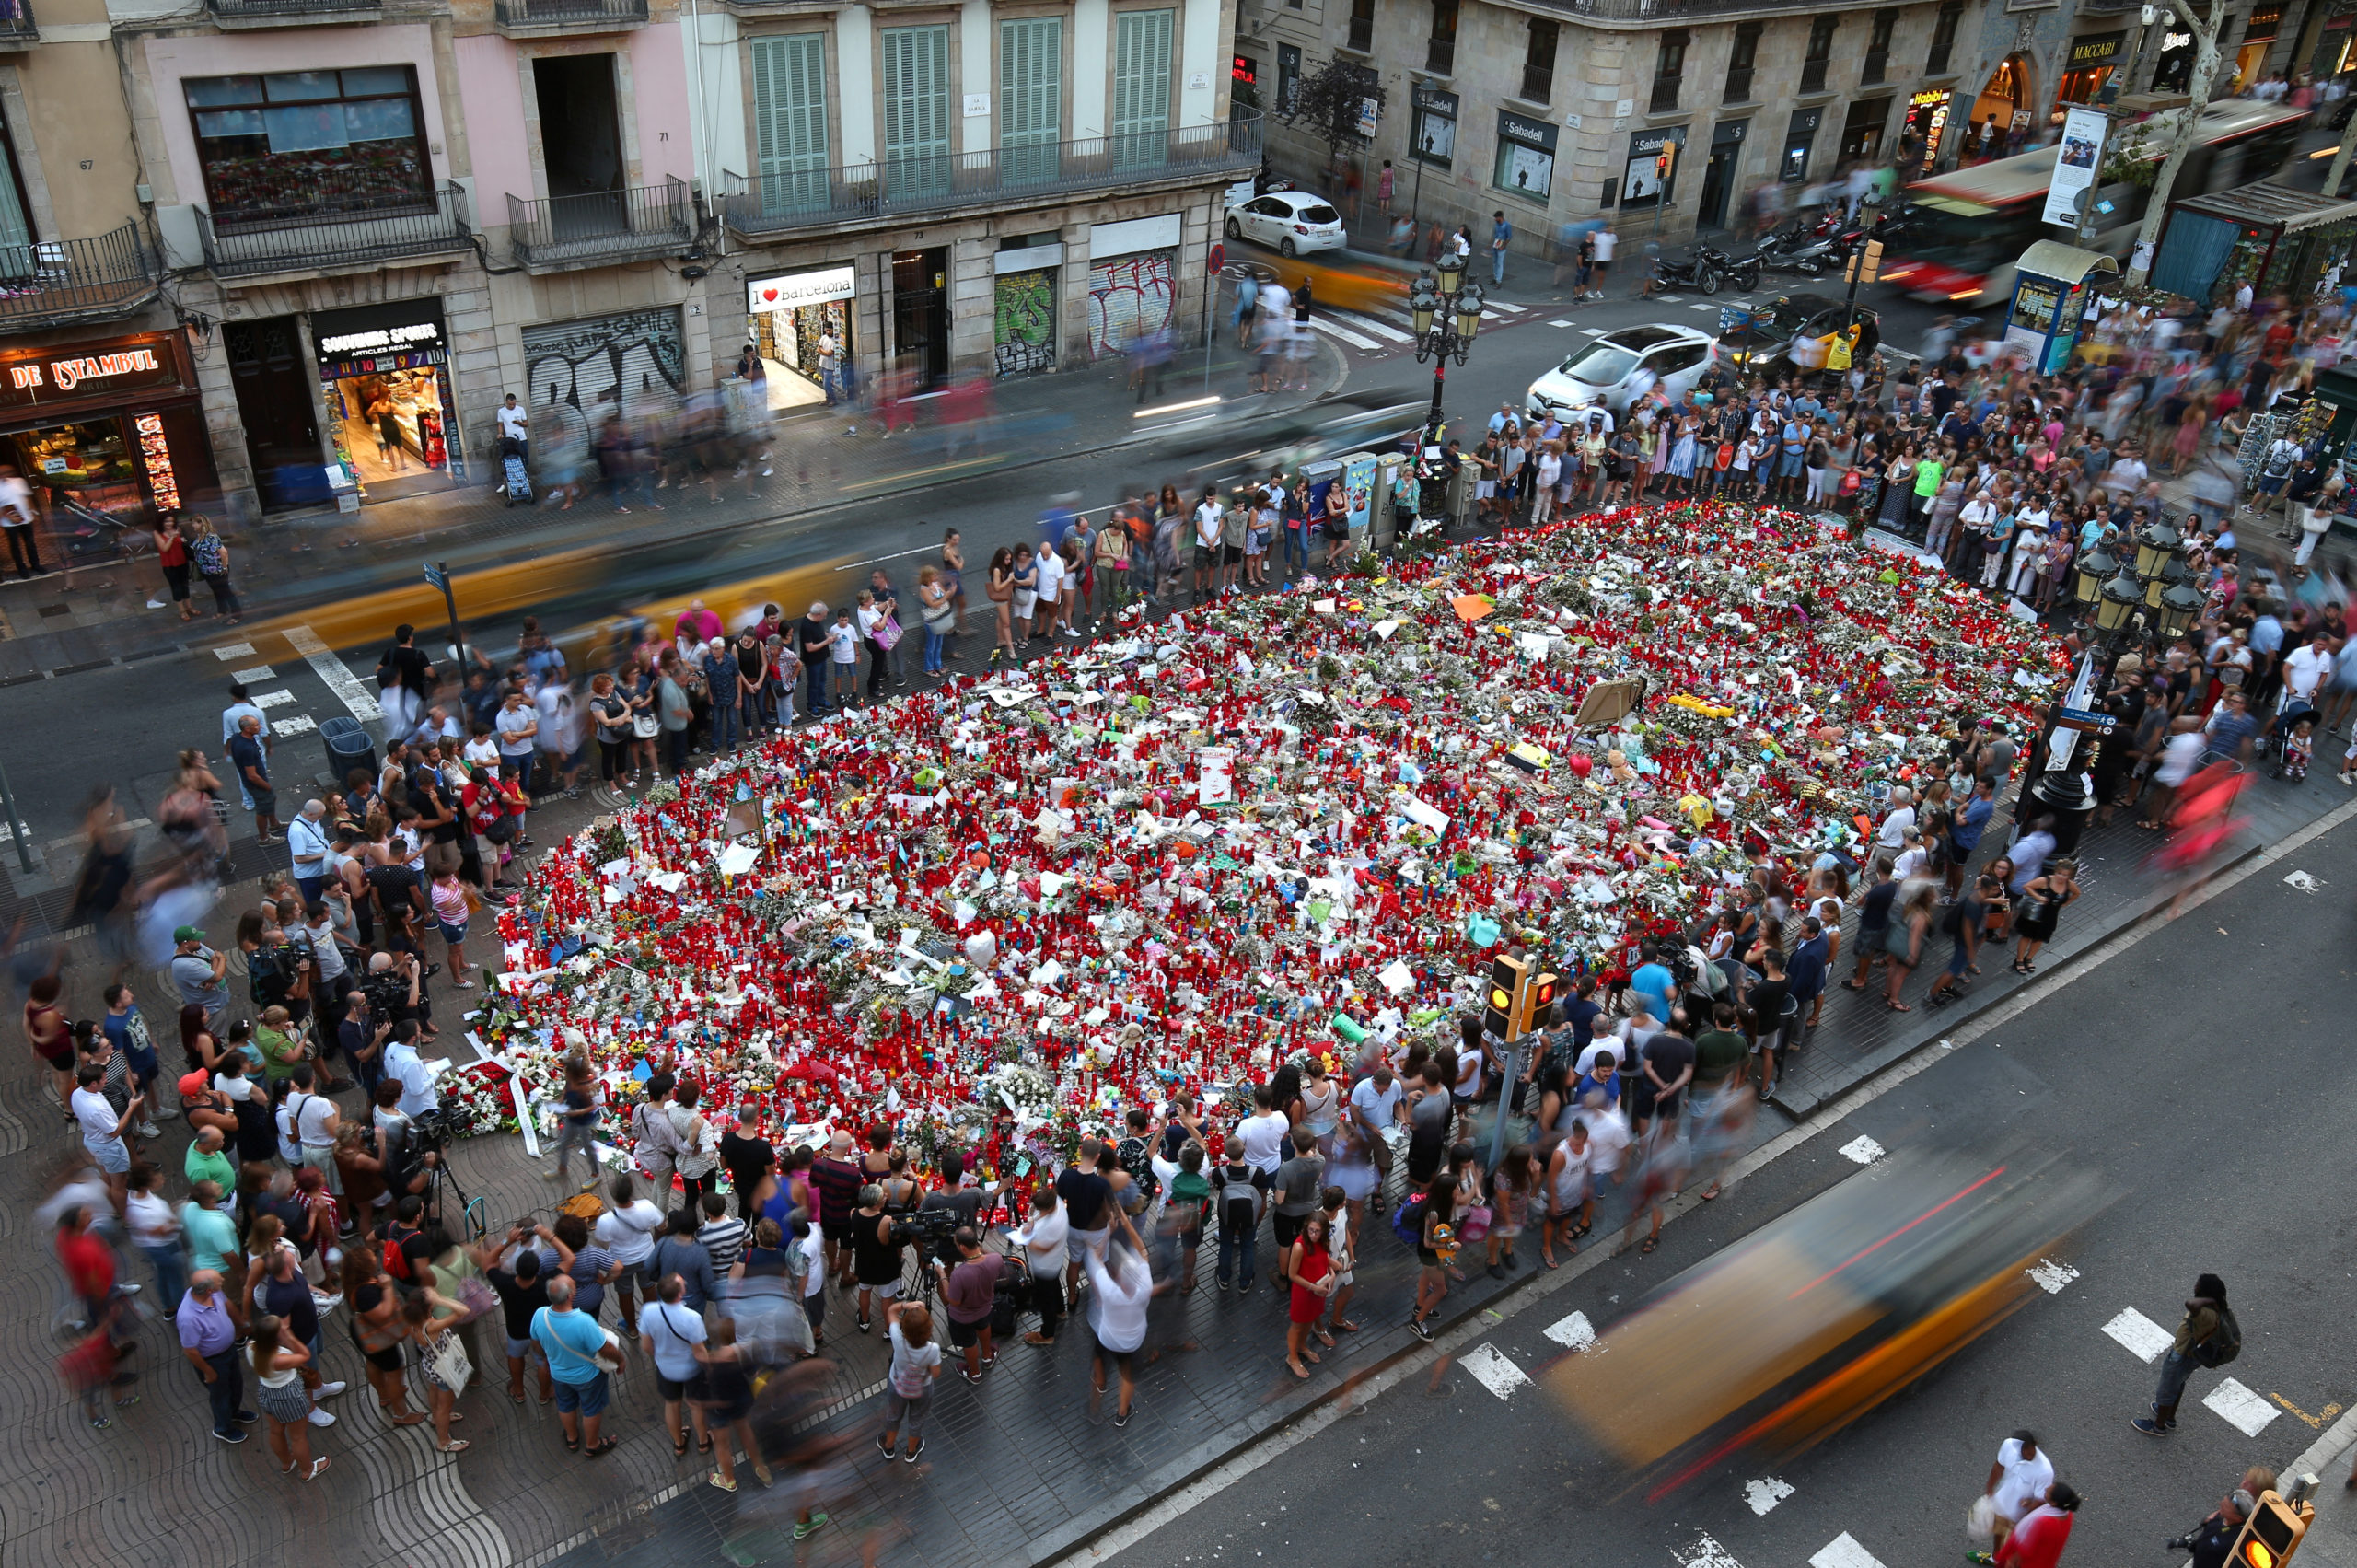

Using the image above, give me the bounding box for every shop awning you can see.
[2173,180,2357,234]
[2014,240,2120,286]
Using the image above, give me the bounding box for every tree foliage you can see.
[1277,58,1385,161]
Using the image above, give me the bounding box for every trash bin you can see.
[320,715,376,790]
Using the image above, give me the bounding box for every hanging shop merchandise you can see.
[312,298,463,501]
[746,264,856,406]
[0,332,216,533]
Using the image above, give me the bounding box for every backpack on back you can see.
[2196,1305,2242,1366]
[1391,1191,1428,1249]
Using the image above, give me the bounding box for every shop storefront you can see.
[2235,0,2283,88]
[992,242,1060,377]
[746,264,855,408]
[0,333,217,550]
[1492,111,1559,205]
[1905,87,1955,169]
[2154,28,2196,92]
[312,298,462,505]
[1971,55,2035,155]
[2053,32,2125,119]
[1840,97,1894,163]
[2314,6,2355,79]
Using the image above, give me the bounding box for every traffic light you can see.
[1484,954,1528,1039]
[2230,1492,2312,1568]
[1513,970,1561,1038]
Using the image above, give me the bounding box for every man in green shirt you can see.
[254,1006,308,1085]
[1910,454,1945,536]
[1692,1002,1749,1095]
[1692,1002,1753,1202]
[184,1124,237,1200]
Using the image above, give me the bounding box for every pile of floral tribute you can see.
[467,504,2059,1185]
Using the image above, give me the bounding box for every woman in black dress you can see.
[851,1184,903,1334]
[692,1318,766,1491]
[2011,857,2080,976]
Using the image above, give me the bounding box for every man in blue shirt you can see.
[531,1276,616,1458]
[1946,779,1997,896]
[177,1269,255,1441]
[1628,947,1678,1023]
[1490,211,1513,285]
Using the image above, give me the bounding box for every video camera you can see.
[888,1209,963,1254]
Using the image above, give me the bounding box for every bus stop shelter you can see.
[2150,180,2357,306]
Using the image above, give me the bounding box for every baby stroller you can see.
[497,435,532,507]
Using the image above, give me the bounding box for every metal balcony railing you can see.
[0,1,38,44]
[725,114,1261,239]
[205,0,380,20]
[492,0,646,31]
[1547,0,1852,19]
[197,182,472,278]
[0,223,159,329]
[506,177,689,268]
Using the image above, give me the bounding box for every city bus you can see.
[1881,99,2308,308]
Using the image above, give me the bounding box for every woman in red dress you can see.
[1284,1214,1335,1380]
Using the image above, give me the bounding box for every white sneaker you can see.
[306,1407,337,1427]
[315,1380,348,1400]
[136,1121,161,1140]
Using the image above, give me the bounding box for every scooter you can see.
[1649,243,1759,296]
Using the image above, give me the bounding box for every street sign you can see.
[2053,704,2118,735]
[423,563,447,591]
[1209,241,1225,275]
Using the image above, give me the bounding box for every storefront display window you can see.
[0,333,214,537]
[1411,87,1457,168]
[747,265,856,407]
[312,300,462,503]
[185,68,433,220]
[1493,110,1558,202]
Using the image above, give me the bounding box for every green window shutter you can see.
[751,34,829,213]
[1001,17,1062,185]
[882,24,951,195]
[1112,9,1173,168]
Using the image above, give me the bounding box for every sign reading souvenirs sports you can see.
[0,338,180,406]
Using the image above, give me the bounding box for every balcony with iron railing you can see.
[197,181,473,278]
[205,0,381,26]
[0,1,38,48]
[0,223,159,332]
[506,177,689,270]
[724,114,1260,239]
[493,0,646,36]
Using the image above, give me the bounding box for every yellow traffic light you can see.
[1484,955,1527,1039]
[2232,1493,2311,1568]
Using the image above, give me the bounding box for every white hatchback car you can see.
[1224,191,1347,257]
[1526,324,1717,419]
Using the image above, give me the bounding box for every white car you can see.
[1224,191,1347,257]
[1526,324,1717,420]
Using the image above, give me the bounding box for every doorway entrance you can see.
[534,54,625,236]
[891,248,949,391]
[1697,122,1746,232]
[226,315,324,511]
[1968,54,2034,157]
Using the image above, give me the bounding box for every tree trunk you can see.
[2125,6,2225,288]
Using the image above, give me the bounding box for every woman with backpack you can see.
[1405,1175,1456,1342]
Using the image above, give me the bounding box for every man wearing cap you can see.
[170,927,230,1034]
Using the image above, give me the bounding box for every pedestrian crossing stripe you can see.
[1549,319,1576,328]
[1655,295,1686,303]
[1543,1311,1596,1350]
[1745,1479,1795,1516]
[1461,1342,1533,1400]
[1811,1534,1887,1568]
[1489,300,1528,313]
[1581,327,1608,335]
[1353,312,1416,343]
[2102,1306,2175,1364]
[1308,316,1385,352]
[2203,1377,2282,1436]
[254,689,298,708]
[272,714,318,737]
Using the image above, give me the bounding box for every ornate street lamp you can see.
[1410,263,1485,440]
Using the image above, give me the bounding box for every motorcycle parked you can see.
[1750,215,1866,277]
[1649,243,1759,296]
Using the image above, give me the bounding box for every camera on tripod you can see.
[888,1210,961,1249]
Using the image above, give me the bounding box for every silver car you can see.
[1525,324,1717,419]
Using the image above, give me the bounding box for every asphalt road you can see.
[1099,809,2357,1568]
[0,270,1944,891]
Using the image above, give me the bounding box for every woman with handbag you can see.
[249,1313,331,1481]
[855,589,895,701]
[397,1288,473,1454]
[914,565,956,678]
[669,1079,721,1213]
[587,672,632,791]
[343,1249,427,1425]
[1282,1212,1335,1380]
[621,659,661,783]
[1881,883,1937,1013]
[1092,511,1129,622]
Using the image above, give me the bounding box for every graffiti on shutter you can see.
[1087,250,1173,360]
[994,268,1057,376]
[520,308,686,457]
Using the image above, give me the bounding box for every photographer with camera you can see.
[934,1226,1007,1386]
[339,990,390,1104]
[2168,1467,2279,1568]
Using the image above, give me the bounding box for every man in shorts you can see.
[227,714,281,845]
[1055,1138,1112,1309]
[1221,482,1248,594]
[1191,487,1224,605]
[934,1226,1007,1384]
[531,1276,616,1457]
[1587,224,1616,300]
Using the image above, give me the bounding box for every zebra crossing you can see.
[1308,296,1532,356]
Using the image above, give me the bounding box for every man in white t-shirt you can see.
[1875,786,1917,866]
[496,395,528,453]
[0,463,36,578]
[1032,538,1065,642]
[1192,488,1225,606]
[71,1062,142,1198]
[1979,1430,2056,1556]
[494,689,540,793]
[1234,1085,1290,1178]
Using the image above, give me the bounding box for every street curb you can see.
[1764,791,2357,1121]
